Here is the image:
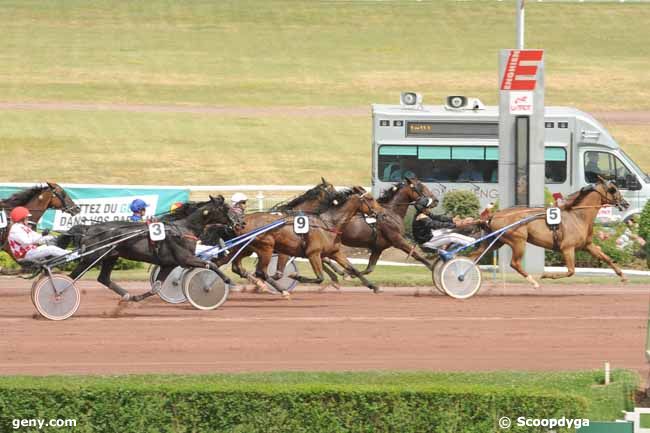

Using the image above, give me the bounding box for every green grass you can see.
[0,1,648,109]
[0,1,648,184]
[0,370,637,421]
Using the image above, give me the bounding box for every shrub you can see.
[639,199,650,241]
[442,190,480,219]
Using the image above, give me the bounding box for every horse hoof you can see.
[281,291,291,299]
[151,281,162,294]
[288,273,299,279]
[372,286,383,294]
[621,277,628,283]
[120,293,131,302]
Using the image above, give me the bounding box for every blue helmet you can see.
[129,199,149,213]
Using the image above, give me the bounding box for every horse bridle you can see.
[48,186,78,214]
[358,191,378,218]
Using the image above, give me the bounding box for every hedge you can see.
[0,379,588,433]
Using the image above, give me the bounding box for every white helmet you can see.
[231,192,248,204]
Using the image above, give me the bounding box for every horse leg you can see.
[508,239,540,289]
[273,254,290,280]
[584,243,626,282]
[359,249,382,275]
[96,256,132,301]
[231,250,266,292]
[319,259,342,290]
[389,235,433,270]
[254,249,290,297]
[541,248,576,280]
[288,252,325,285]
[329,251,381,293]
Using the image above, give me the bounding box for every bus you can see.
[371,95,649,221]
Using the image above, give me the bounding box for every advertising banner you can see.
[0,185,189,231]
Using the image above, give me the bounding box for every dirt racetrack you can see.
[1,277,649,376]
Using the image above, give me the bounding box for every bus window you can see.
[416,145,496,183]
[584,151,636,188]
[378,146,419,181]
[544,147,567,184]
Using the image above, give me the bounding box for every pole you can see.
[516,0,525,50]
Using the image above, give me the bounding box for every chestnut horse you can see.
[220,188,383,295]
[478,178,629,288]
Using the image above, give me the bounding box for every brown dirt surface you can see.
[1,277,648,376]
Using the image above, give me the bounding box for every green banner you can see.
[0,185,189,231]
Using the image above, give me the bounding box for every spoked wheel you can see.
[151,266,187,304]
[31,275,80,320]
[259,254,299,294]
[182,268,229,310]
[431,258,446,295]
[440,257,482,300]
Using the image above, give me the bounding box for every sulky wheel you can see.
[261,254,299,294]
[440,257,482,300]
[182,268,229,310]
[431,257,446,295]
[152,266,187,304]
[31,275,80,320]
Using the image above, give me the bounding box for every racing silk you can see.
[412,213,456,245]
[8,223,42,259]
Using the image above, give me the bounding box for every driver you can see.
[7,206,68,262]
[411,197,475,245]
[129,199,149,222]
[230,192,248,215]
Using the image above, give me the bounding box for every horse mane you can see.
[562,185,595,210]
[314,188,356,214]
[377,182,404,204]
[159,200,210,221]
[270,183,332,212]
[0,185,48,208]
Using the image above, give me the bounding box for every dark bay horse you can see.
[478,179,629,288]
[62,196,240,302]
[337,177,438,275]
[220,188,383,295]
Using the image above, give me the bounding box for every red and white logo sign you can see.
[500,49,543,91]
[509,91,533,115]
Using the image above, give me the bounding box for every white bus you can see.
[371,96,649,221]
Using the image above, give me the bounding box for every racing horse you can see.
[336,177,438,275]
[477,178,629,288]
[61,196,241,302]
[1,182,80,270]
[219,188,383,295]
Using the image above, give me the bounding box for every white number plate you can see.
[0,210,7,229]
[365,216,377,224]
[546,207,561,225]
[148,222,166,241]
[293,215,309,234]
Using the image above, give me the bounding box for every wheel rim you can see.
[158,266,187,304]
[432,259,445,294]
[183,268,229,310]
[33,275,80,320]
[264,255,299,293]
[440,257,482,300]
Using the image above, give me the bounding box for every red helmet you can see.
[10,206,31,222]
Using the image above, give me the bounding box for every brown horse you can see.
[336,177,438,275]
[478,178,629,288]
[1,182,80,268]
[221,188,383,295]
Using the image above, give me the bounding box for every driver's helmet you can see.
[129,199,149,213]
[230,192,248,205]
[10,206,31,222]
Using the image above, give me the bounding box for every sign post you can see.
[498,49,545,274]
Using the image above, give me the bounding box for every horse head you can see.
[403,176,439,208]
[45,182,81,215]
[595,176,629,211]
[208,194,245,231]
[351,186,381,217]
